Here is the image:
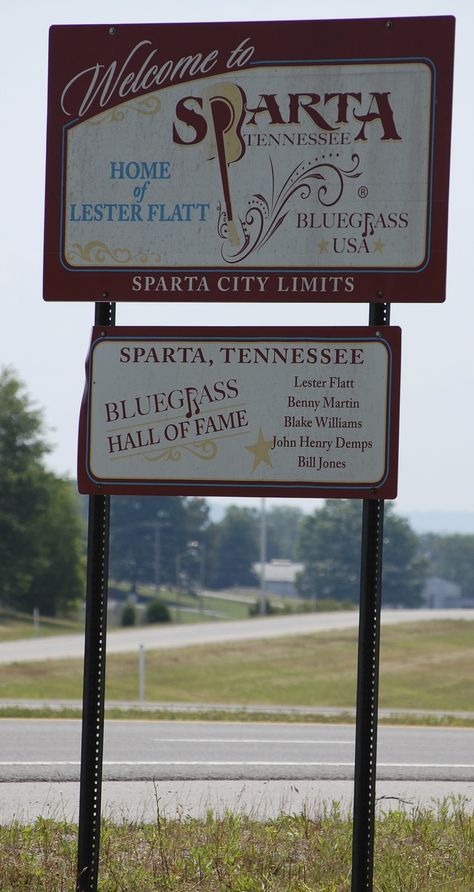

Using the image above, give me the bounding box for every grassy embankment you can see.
[0,619,473,725]
[0,607,83,642]
[0,591,346,636]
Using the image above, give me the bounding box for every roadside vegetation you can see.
[0,593,354,641]
[1,798,473,891]
[0,621,473,721]
[0,705,472,728]
[0,607,83,642]
[110,588,356,627]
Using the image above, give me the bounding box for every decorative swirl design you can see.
[66,241,161,266]
[144,440,218,463]
[90,94,161,125]
[220,154,362,263]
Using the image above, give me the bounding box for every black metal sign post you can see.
[351,302,390,892]
[351,497,385,891]
[76,301,115,892]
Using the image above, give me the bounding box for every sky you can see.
[1,0,472,524]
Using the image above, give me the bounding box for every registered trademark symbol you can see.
[358,186,369,198]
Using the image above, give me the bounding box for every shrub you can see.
[121,604,136,627]
[145,599,171,624]
[248,600,279,617]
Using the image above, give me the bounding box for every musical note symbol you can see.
[204,83,246,246]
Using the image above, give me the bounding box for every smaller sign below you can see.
[78,326,400,499]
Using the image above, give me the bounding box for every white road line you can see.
[151,738,354,745]
[2,761,474,768]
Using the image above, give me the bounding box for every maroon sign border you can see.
[77,325,401,499]
[44,17,454,303]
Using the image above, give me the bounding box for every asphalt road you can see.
[0,608,473,665]
[1,719,474,822]
[1,719,473,783]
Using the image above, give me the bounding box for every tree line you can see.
[1,368,473,616]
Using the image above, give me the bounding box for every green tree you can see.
[109,495,210,588]
[24,475,85,615]
[209,505,259,588]
[0,368,84,614]
[295,500,426,606]
[422,533,474,598]
[295,500,362,601]
[382,510,427,606]
[265,504,305,560]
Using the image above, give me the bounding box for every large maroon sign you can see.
[44,17,454,303]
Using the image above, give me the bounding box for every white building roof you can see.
[253,560,303,583]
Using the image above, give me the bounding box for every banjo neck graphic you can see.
[206,83,246,246]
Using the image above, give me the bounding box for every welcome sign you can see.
[78,327,401,498]
[44,17,454,303]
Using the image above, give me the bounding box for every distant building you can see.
[420,576,474,609]
[253,560,303,598]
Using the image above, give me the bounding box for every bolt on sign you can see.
[77,327,401,499]
[43,17,454,303]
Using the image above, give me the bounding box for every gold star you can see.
[318,239,329,253]
[373,239,385,253]
[245,428,274,471]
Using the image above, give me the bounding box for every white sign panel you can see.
[64,63,430,272]
[78,328,400,498]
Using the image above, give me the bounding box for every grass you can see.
[110,592,254,626]
[0,608,83,642]
[109,589,355,626]
[0,706,472,727]
[119,634,355,707]
[0,621,473,718]
[377,622,474,711]
[0,798,473,891]
[0,593,348,639]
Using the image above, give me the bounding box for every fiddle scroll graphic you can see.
[202,84,362,262]
[204,83,246,247]
[220,153,363,263]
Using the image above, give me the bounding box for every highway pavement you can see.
[1,719,473,821]
[1,718,473,782]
